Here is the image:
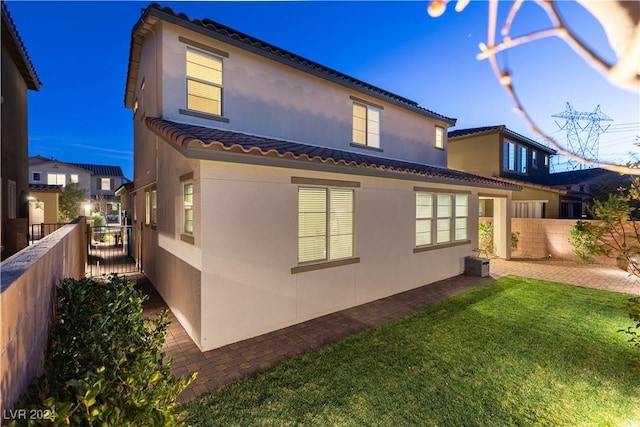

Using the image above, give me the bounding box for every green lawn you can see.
[185,277,640,426]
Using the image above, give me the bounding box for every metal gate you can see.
[87,225,138,276]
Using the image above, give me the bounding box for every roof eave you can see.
[1,5,42,90]
[127,5,456,125]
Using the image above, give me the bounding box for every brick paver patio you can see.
[138,257,640,402]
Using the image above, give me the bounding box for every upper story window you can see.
[352,102,380,149]
[435,126,445,150]
[503,140,527,174]
[186,48,223,116]
[70,174,79,184]
[47,173,66,186]
[532,151,538,169]
[99,178,112,191]
[544,154,549,168]
[32,172,41,182]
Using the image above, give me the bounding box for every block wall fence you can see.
[1,218,87,411]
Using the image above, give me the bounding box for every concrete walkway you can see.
[139,258,640,403]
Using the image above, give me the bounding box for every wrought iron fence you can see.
[29,223,67,244]
[87,225,138,276]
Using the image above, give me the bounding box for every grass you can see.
[185,277,640,426]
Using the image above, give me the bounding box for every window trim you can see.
[414,189,470,251]
[32,172,42,182]
[503,139,528,174]
[435,126,445,150]
[182,180,194,239]
[185,46,225,118]
[294,181,357,270]
[351,101,381,150]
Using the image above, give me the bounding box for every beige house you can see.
[28,156,126,222]
[124,4,517,351]
[1,3,42,259]
[447,125,580,219]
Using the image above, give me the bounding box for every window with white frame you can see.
[544,154,549,167]
[503,140,527,174]
[298,187,354,263]
[415,193,433,246]
[352,102,380,148]
[150,189,157,226]
[186,48,223,116]
[435,126,445,149]
[70,174,79,184]
[415,191,469,247]
[47,173,66,186]
[99,178,111,190]
[532,151,538,168]
[183,182,194,235]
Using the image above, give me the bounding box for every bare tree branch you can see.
[428,0,640,176]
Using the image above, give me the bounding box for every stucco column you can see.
[493,196,512,260]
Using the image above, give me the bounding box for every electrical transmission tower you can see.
[551,102,612,170]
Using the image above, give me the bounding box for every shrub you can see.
[90,212,106,228]
[569,220,605,263]
[11,275,196,426]
[478,221,494,257]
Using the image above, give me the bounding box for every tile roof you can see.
[29,184,62,192]
[448,125,556,155]
[543,168,620,186]
[1,3,41,90]
[68,163,124,177]
[125,4,456,125]
[489,176,567,195]
[146,117,519,190]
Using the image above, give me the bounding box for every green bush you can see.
[90,213,106,228]
[569,220,605,263]
[11,275,196,426]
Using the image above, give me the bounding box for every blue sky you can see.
[7,1,639,179]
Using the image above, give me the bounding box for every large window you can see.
[503,140,527,174]
[183,182,194,235]
[186,48,223,116]
[298,187,354,263]
[47,173,66,186]
[352,102,380,148]
[416,191,469,247]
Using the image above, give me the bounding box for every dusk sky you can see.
[7,1,639,180]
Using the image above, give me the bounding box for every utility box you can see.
[465,256,490,277]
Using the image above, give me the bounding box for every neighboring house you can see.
[448,125,582,219]
[545,168,631,218]
[124,4,518,352]
[27,184,61,238]
[28,156,126,223]
[1,3,42,259]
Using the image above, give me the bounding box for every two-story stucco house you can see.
[28,156,126,222]
[447,125,584,219]
[1,3,42,259]
[124,4,518,352]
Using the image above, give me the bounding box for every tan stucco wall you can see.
[0,219,86,411]
[29,191,59,225]
[156,22,450,167]
[1,43,30,258]
[515,187,561,219]
[448,133,500,177]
